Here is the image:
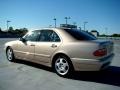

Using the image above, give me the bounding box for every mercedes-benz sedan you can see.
[5,28,114,76]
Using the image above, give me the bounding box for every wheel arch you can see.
[6,46,11,52]
[51,52,74,70]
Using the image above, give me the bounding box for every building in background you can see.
[91,30,99,37]
[60,24,77,29]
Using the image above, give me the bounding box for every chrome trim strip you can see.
[14,50,50,57]
[71,58,98,62]
[14,50,34,55]
[34,53,50,58]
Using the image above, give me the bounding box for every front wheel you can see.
[6,47,15,62]
[53,55,73,77]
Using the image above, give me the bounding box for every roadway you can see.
[0,38,120,90]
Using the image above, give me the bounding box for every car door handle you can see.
[51,44,57,48]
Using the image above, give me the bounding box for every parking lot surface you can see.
[0,38,120,90]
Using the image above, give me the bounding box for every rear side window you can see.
[38,30,60,42]
[64,29,96,40]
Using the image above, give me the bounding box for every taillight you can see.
[93,48,107,57]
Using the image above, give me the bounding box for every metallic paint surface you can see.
[5,28,114,71]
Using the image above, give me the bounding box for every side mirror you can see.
[19,38,26,42]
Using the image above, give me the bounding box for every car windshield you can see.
[63,29,97,40]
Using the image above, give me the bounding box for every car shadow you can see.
[14,60,120,86]
[14,59,52,72]
[67,66,120,86]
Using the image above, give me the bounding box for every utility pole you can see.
[53,18,56,28]
[84,21,88,31]
[65,17,70,24]
[7,20,11,31]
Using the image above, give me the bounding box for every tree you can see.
[0,28,2,32]
[99,34,106,37]
[20,28,28,35]
[112,34,120,37]
[14,28,28,37]
[8,27,14,33]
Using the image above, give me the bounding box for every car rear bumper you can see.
[71,53,114,71]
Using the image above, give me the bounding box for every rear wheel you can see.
[6,47,15,62]
[53,55,73,77]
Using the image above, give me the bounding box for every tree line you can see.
[0,27,28,38]
[99,34,120,37]
[0,27,119,38]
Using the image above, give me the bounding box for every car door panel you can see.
[14,41,35,61]
[14,30,40,61]
[35,42,61,63]
[34,30,61,63]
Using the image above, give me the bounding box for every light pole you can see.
[7,20,11,31]
[84,21,88,31]
[53,18,56,28]
[65,17,70,24]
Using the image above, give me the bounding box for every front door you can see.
[15,31,40,61]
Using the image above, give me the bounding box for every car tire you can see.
[6,47,15,62]
[53,55,74,77]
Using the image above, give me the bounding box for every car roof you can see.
[30,28,76,42]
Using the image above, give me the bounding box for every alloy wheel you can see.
[55,57,70,76]
[6,48,14,61]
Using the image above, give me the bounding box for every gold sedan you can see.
[5,28,114,77]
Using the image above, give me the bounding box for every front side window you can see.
[38,30,60,42]
[24,31,40,41]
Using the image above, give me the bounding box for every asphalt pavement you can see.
[0,38,120,90]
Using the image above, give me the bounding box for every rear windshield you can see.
[63,29,97,40]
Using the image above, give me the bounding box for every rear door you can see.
[34,29,61,63]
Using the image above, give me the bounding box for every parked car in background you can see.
[5,28,114,77]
